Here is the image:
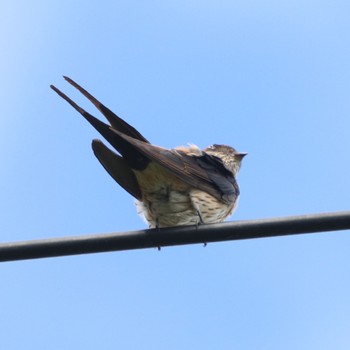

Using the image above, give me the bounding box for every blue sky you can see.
[1,1,350,349]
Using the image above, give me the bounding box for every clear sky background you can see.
[1,1,350,349]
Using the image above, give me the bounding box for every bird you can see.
[50,77,247,228]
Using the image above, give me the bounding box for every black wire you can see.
[1,211,349,262]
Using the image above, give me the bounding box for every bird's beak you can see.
[236,152,248,159]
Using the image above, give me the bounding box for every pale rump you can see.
[134,162,236,228]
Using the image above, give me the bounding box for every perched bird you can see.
[51,77,246,228]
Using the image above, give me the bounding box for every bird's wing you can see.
[92,128,239,204]
[111,134,240,204]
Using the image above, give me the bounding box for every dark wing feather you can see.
[195,154,240,203]
[92,139,142,200]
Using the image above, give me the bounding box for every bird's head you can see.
[205,144,247,176]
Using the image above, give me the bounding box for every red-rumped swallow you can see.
[50,77,246,228]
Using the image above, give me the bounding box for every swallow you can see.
[50,77,246,228]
